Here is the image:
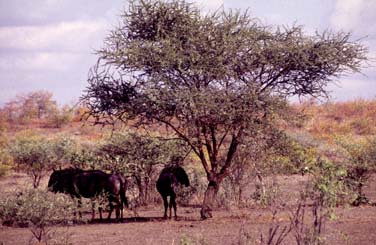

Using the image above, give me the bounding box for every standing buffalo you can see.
[156,165,190,219]
[48,168,128,221]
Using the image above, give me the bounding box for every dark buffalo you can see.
[48,168,128,221]
[156,165,190,219]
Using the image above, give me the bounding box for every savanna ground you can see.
[1,172,375,245]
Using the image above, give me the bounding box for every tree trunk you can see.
[144,177,150,203]
[32,172,42,189]
[200,180,220,219]
[135,176,146,205]
[237,187,243,206]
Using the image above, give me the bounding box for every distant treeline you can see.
[0,90,85,129]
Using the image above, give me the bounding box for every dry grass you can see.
[294,99,376,138]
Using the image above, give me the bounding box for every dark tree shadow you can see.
[88,215,199,224]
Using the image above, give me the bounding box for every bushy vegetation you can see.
[0,131,12,177]
[9,132,77,188]
[98,132,190,204]
[336,136,376,205]
[10,133,57,188]
[0,189,75,243]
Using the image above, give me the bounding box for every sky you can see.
[0,0,375,106]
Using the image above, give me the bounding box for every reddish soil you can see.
[1,173,376,245]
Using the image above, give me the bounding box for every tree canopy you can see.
[82,0,367,218]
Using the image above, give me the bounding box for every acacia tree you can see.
[82,0,367,218]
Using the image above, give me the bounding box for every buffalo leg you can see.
[115,205,120,220]
[170,193,177,219]
[107,206,113,220]
[107,201,118,220]
[114,197,121,220]
[77,198,83,219]
[107,196,121,221]
[91,201,97,221]
[162,195,168,219]
[120,203,123,220]
[168,195,175,219]
[107,199,113,220]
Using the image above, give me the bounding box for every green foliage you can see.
[220,126,319,206]
[251,180,280,208]
[0,132,12,177]
[0,163,11,178]
[254,159,349,245]
[284,159,349,245]
[179,233,208,245]
[69,140,101,170]
[340,136,376,169]
[9,132,79,187]
[0,189,75,243]
[272,139,318,175]
[100,132,188,173]
[177,166,207,206]
[179,234,194,245]
[308,158,348,209]
[99,131,188,204]
[83,0,366,170]
[47,105,74,128]
[336,136,376,205]
[10,133,55,188]
[50,135,78,167]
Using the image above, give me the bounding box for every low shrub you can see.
[0,189,75,243]
[0,163,11,178]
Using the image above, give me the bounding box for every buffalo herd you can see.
[48,165,190,221]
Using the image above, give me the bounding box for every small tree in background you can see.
[82,0,367,218]
[6,90,58,124]
[0,131,12,177]
[337,136,376,205]
[10,133,78,188]
[225,123,319,207]
[99,132,189,204]
[47,105,74,128]
[223,124,283,206]
[288,158,348,244]
[10,133,55,188]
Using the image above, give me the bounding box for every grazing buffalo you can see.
[156,165,190,219]
[48,168,128,221]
